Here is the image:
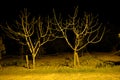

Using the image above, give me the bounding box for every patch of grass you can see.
[0,52,120,80]
[0,57,26,67]
[0,65,120,75]
[0,52,120,75]
[79,53,116,68]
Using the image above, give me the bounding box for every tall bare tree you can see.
[53,7,105,67]
[1,9,54,69]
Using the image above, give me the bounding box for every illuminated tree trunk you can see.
[32,54,36,69]
[25,55,29,69]
[74,50,79,67]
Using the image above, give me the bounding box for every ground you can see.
[0,52,120,80]
[0,72,120,80]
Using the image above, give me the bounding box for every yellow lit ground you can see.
[0,73,120,80]
[0,52,120,80]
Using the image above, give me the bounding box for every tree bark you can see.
[32,54,36,69]
[25,55,29,69]
[74,51,79,67]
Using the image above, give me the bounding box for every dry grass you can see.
[90,52,120,61]
[0,73,120,80]
[0,52,120,80]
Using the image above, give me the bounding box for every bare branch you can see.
[53,7,105,53]
[89,27,105,44]
[53,9,74,50]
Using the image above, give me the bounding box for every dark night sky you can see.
[0,0,120,53]
[0,0,119,26]
[0,0,119,27]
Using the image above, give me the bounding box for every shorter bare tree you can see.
[53,7,105,67]
[1,9,55,69]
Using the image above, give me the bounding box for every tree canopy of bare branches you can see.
[1,9,55,69]
[53,7,105,67]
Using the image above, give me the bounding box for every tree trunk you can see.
[74,51,80,67]
[32,54,36,69]
[25,55,29,69]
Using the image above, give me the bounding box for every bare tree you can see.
[53,7,105,67]
[1,9,54,69]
